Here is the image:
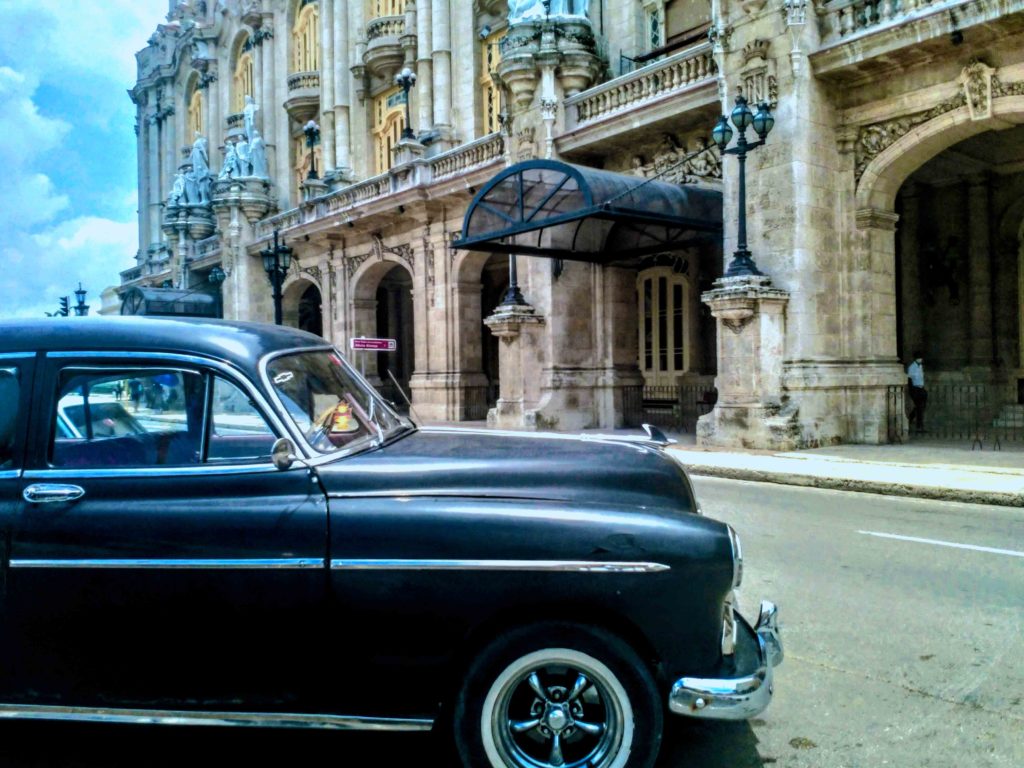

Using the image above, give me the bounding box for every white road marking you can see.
[858,530,1024,559]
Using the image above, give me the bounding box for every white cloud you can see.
[4,215,138,318]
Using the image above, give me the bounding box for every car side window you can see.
[206,376,276,463]
[0,366,20,469]
[50,369,204,469]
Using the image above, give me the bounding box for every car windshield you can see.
[265,349,410,456]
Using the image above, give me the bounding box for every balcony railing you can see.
[120,266,143,283]
[430,133,504,181]
[226,112,244,131]
[252,134,506,240]
[566,42,716,128]
[287,70,320,92]
[367,15,405,40]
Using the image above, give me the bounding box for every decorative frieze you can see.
[630,136,722,184]
[371,234,414,270]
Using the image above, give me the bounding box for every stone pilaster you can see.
[967,174,993,369]
[430,0,453,145]
[698,276,795,449]
[485,303,546,430]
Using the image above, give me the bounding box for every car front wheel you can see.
[454,623,662,768]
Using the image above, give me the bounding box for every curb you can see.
[673,461,1024,508]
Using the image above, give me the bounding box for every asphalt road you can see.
[1,478,1021,767]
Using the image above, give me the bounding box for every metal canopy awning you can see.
[120,287,219,318]
[452,159,722,264]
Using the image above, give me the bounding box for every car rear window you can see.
[0,366,19,469]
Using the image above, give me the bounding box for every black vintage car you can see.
[0,317,781,768]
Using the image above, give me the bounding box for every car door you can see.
[0,354,34,695]
[6,352,328,710]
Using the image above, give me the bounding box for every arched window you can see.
[369,0,406,19]
[188,87,204,139]
[233,50,255,113]
[292,1,320,73]
[372,86,406,174]
[480,29,504,136]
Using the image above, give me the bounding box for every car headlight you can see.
[727,524,743,590]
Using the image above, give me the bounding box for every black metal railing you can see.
[622,384,716,433]
[886,382,1022,448]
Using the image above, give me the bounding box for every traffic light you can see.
[58,296,70,316]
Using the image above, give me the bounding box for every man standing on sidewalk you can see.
[907,352,927,434]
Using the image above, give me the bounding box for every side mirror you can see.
[271,437,296,471]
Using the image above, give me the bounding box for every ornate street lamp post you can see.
[260,229,293,325]
[712,95,775,277]
[73,283,89,316]
[303,120,321,180]
[208,265,226,318]
[394,67,417,140]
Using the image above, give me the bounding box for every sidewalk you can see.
[664,438,1024,508]
[430,421,1024,507]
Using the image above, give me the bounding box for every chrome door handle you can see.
[23,484,86,504]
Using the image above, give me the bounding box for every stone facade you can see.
[125,0,1024,447]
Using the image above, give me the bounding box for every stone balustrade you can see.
[287,70,321,92]
[430,133,504,180]
[120,266,143,283]
[566,43,716,128]
[367,15,404,40]
[818,0,984,44]
[194,235,221,260]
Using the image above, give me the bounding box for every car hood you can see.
[314,427,697,514]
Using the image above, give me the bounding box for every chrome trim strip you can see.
[25,463,280,480]
[0,470,20,480]
[331,559,670,573]
[0,703,433,732]
[0,352,33,360]
[11,558,325,570]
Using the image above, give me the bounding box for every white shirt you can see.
[907,361,924,388]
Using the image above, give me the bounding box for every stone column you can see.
[485,303,546,430]
[333,0,352,177]
[320,0,336,173]
[430,0,452,141]
[967,173,993,368]
[260,21,277,178]
[415,0,434,134]
[148,113,163,247]
[697,276,794,449]
[899,183,924,361]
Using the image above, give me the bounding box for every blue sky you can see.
[0,0,168,318]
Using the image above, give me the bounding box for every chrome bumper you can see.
[668,600,783,720]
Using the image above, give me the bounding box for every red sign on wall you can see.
[350,337,397,351]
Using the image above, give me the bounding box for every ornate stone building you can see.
[124,0,1024,448]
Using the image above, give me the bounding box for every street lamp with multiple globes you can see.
[260,229,293,325]
[303,120,321,180]
[394,67,417,140]
[73,283,89,316]
[712,94,776,277]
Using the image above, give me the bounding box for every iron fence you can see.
[622,384,716,433]
[886,382,1022,448]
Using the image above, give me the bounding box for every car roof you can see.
[0,317,329,373]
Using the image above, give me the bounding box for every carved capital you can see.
[855,208,899,231]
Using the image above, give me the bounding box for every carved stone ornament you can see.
[423,231,436,307]
[960,59,995,121]
[783,0,809,26]
[371,234,415,270]
[516,126,537,161]
[739,40,777,109]
[631,135,722,184]
[344,252,370,280]
[707,23,733,53]
[855,66,1024,182]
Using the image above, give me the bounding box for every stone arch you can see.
[282,276,323,336]
[857,96,1024,212]
[350,258,415,389]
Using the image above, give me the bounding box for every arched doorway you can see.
[282,278,323,337]
[376,264,414,405]
[857,93,1024,441]
[480,255,510,416]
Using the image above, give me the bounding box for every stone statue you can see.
[197,171,212,204]
[243,95,259,142]
[190,135,210,179]
[508,0,547,23]
[169,171,186,204]
[184,167,199,203]
[218,142,240,179]
[250,130,268,179]
[235,136,252,176]
[549,0,589,16]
